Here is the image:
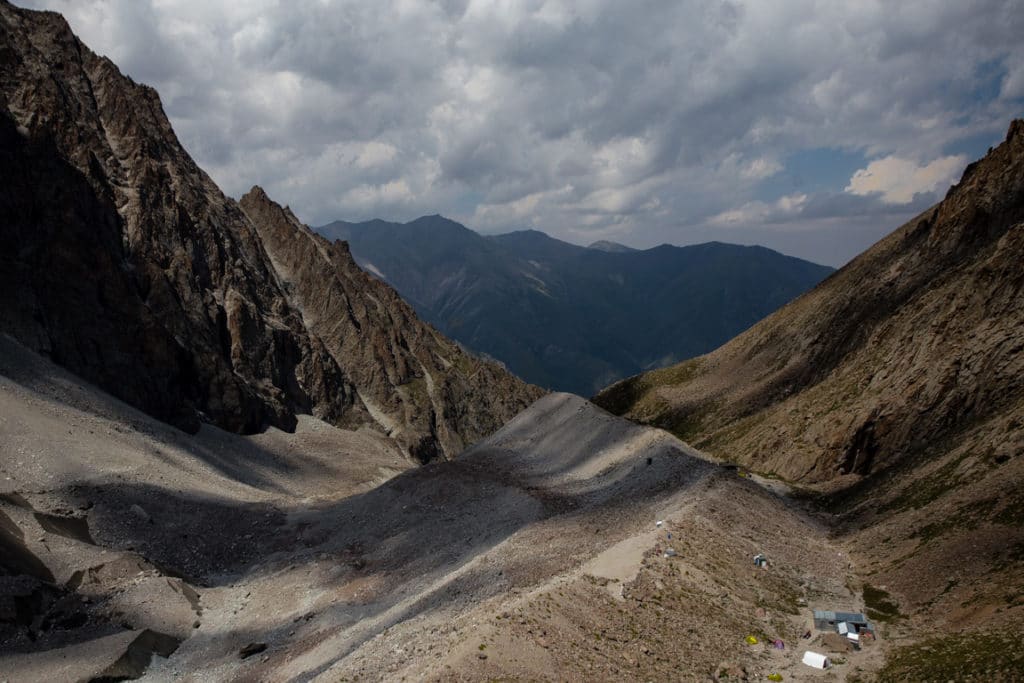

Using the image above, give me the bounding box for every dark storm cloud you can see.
[14,0,1024,265]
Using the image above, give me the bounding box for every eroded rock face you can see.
[239,188,544,458]
[0,3,348,434]
[0,2,540,455]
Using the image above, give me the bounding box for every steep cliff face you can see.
[596,120,1024,484]
[239,188,544,460]
[0,2,353,434]
[0,2,540,456]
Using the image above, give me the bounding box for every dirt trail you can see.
[585,527,665,600]
[300,395,880,682]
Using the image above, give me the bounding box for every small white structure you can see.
[664,548,677,558]
[847,632,860,643]
[802,651,830,670]
[837,621,851,635]
[656,520,664,527]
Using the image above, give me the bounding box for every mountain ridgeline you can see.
[595,122,1024,484]
[1,2,1023,679]
[595,120,1024,642]
[317,218,834,395]
[0,1,540,460]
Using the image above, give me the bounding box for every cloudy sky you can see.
[16,0,1024,265]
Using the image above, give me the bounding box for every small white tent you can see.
[802,651,830,669]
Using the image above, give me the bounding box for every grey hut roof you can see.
[813,610,868,623]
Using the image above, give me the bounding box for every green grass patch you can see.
[863,583,903,623]
[702,411,767,450]
[910,490,1024,548]
[652,403,716,442]
[878,450,971,514]
[910,499,988,544]
[877,630,1024,682]
[593,358,703,417]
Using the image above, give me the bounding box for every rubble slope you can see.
[0,342,875,681]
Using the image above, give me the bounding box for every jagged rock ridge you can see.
[0,1,540,457]
[239,187,544,459]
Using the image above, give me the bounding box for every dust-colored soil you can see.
[1,335,891,681]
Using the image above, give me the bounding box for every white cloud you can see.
[10,0,1024,264]
[845,155,967,204]
[1002,55,1024,100]
[356,142,399,169]
[741,157,783,180]
[340,179,414,209]
[709,193,808,226]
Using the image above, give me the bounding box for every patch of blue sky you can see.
[945,59,1021,157]
[752,147,866,201]
[944,129,1007,160]
[972,59,1010,104]
[950,59,1014,128]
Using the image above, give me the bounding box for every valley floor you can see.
[1,335,889,682]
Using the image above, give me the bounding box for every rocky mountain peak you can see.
[0,0,540,457]
[239,185,544,459]
[586,239,636,253]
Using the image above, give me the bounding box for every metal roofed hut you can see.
[813,610,874,634]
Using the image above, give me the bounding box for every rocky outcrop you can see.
[0,1,539,456]
[0,2,351,434]
[239,187,544,459]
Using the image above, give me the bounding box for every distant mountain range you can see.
[586,240,637,253]
[317,218,834,394]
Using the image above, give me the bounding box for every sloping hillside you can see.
[0,1,540,458]
[595,120,1024,661]
[319,217,833,394]
[596,121,1024,482]
[0,332,413,678]
[0,341,876,681]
